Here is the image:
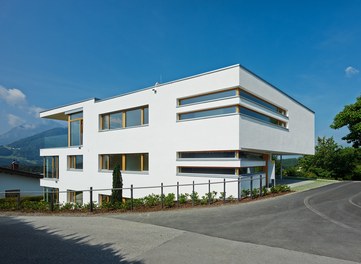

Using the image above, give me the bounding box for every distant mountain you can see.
[0,122,63,145]
[0,127,67,167]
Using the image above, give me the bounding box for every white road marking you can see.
[348,191,361,209]
[303,182,355,230]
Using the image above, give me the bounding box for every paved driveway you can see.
[0,181,360,263]
[112,181,361,263]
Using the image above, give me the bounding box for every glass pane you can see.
[143,153,149,171]
[70,112,83,120]
[240,91,286,116]
[125,109,142,127]
[109,154,122,171]
[75,192,83,204]
[240,107,284,128]
[70,120,81,146]
[101,155,109,170]
[179,151,236,159]
[179,106,236,120]
[110,112,122,129]
[44,157,52,178]
[76,155,83,169]
[125,154,141,171]
[180,90,237,105]
[102,115,109,130]
[143,107,149,125]
[179,167,235,175]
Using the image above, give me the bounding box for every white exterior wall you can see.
[39,65,314,204]
[0,173,42,198]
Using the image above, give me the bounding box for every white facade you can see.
[39,65,315,204]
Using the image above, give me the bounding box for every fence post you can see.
[237,177,241,201]
[259,175,262,197]
[90,187,93,212]
[130,184,134,211]
[161,182,164,209]
[192,181,195,206]
[208,180,211,205]
[50,189,54,212]
[177,181,179,208]
[250,176,253,199]
[17,193,21,210]
[223,178,226,204]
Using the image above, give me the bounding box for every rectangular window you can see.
[179,89,237,106]
[178,151,236,159]
[99,194,111,206]
[240,107,287,128]
[125,108,142,127]
[69,112,83,146]
[240,90,287,116]
[240,166,264,174]
[5,189,20,198]
[100,106,148,130]
[100,153,148,172]
[44,187,59,203]
[67,190,83,204]
[178,167,236,175]
[110,112,122,129]
[68,155,83,170]
[43,156,59,179]
[179,106,237,121]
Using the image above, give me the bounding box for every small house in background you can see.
[0,163,42,198]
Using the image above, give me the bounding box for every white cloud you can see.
[28,106,45,118]
[7,114,24,127]
[345,66,359,77]
[0,86,27,105]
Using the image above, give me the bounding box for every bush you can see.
[262,186,268,196]
[271,184,291,193]
[251,188,259,198]
[242,189,250,197]
[189,191,200,204]
[144,194,161,207]
[164,193,175,208]
[179,193,189,204]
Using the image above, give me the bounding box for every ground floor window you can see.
[99,194,111,205]
[5,189,20,198]
[43,187,59,203]
[67,190,83,204]
[43,156,59,179]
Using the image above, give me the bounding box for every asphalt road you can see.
[0,181,360,264]
[112,181,361,263]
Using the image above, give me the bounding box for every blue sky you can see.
[0,0,360,145]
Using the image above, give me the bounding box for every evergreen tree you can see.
[111,164,123,203]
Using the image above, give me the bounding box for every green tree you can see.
[111,164,123,203]
[331,95,361,148]
[298,136,361,180]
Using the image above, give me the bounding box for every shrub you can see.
[164,193,176,208]
[271,184,291,193]
[179,193,189,204]
[242,189,250,197]
[219,192,225,200]
[262,186,268,196]
[60,203,74,210]
[144,194,161,207]
[21,200,49,211]
[189,191,200,204]
[251,188,259,198]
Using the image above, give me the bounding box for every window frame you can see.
[99,153,149,172]
[68,112,83,147]
[43,156,59,179]
[68,155,83,170]
[100,105,149,131]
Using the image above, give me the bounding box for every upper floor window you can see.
[43,156,59,179]
[68,155,83,170]
[100,153,149,172]
[69,112,83,146]
[178,151,237,159]
[100,106,148,131]
[178,89,237,106]
[240,107,287,128]
[178,106,237,121]
[240,90,287,117]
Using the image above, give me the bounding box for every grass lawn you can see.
[291,179,339,192]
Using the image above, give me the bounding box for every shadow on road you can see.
[0,216,143,264]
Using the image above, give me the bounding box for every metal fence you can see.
[0,174,267,212]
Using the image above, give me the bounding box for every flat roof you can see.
[0,167,42,179]
[40,64,314,114]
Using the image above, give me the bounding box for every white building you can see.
[40,65,314,205]
[0,166,42,198]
